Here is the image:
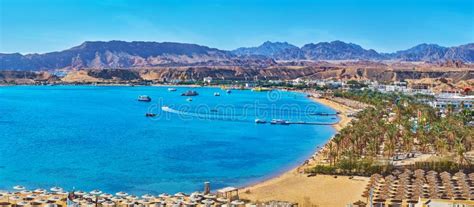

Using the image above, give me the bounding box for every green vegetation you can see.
[309,89,474,175]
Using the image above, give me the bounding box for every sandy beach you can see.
[240,96,368,207]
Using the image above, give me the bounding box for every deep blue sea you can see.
[0,86,336,194]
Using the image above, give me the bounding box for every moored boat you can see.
[270,119,290,125]
[255,119,267,124]
[181,90,199,96]
[168,88,177,92]
[186,98,193,102]
[145,113,157,117]
[214,92,220,96]
[138,95,152,102]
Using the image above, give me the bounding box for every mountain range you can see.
[1,40,473,70]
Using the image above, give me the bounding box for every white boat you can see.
[186,98,193,102]
[255,119,267,124]
[168,88,177,92]
[181,90,199,96]
[138,95,151,102]
[214,92,220,96]
[270,119,290,125]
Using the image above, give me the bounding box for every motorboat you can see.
[255,119,267,124]
[181,90,199,96]
[214,92,220,96]
[186,98,193,102]
[168,88,177,92]
[145,113,157,117]
[270,119,290,125]
[138,95,152,102]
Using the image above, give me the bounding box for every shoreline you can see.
[239,95,368,207]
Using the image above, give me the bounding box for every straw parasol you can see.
[33,189,46,194]
[175,192,187,197]
[203,194,216,199]
[49,187,63,192]
[158,193,170,198]
[74,191,86,196]
[89,190,102,195]
[230,200,245,206]
[100,193,113,199]
[102,200,116,207]
[142,194,154,199]
[13,186,26,191]
[48,196,61,202]
[216,198,228,203]
[352,200,366,207]
[201,199,215,205]
[115,192,128,197]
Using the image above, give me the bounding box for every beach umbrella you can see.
[102,200,116,206]
[85,202,95,207]
[83,194,94,199]
[110,197,123,202]
[13,185,26,191]
[158,193,170,198]
[352,200,366,207]
[48,196,61,202]
[115,192,128,197]
[126,195,138,200]
[122,200,135,206]
[173,192,186,198]
[183,201,197,207]
[49,187,63,192]
[19,190,32,195]
[230,200,245,206]
[74,191,86,196]
[100,193,113,199]
[16,201,29,206]
[139,199,152,205]
[72,198,83,203]
[9,196,22,202]
[89,190,102,195]
[216,198,228,203]
[56,191,68,195]
[26,194,37,199]
[203,194,216,199]
[201,199,214,205]
[142,194,154,199]
[33,189,46,194]
[33,199,47,204]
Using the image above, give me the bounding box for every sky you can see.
[0,0,473,54]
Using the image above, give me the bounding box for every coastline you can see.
[239,95,368,207]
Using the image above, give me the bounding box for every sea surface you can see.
[0,86,336,194]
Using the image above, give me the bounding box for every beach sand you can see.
[240,97,368,207]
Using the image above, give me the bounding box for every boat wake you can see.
[161,106,338,125]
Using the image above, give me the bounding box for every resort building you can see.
[429,95,474,109]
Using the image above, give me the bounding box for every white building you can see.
[203,76,213,84]
[429,95,474,109]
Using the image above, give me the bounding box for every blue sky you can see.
[0,0,473,54]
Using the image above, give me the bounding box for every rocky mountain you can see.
[388,43,449,62]
[301,41,383,60]
[233,41,383,60]
[0,41,276,70]
[443,43,474,63]
[233,41,305,60]
[1,40,474,71]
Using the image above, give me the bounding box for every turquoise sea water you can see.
[0,86,336,194]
